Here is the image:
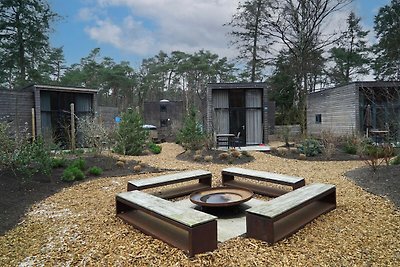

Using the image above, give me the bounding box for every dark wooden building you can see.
[0,84,98,144]
[307,81,400,141]
[206,83,275,146]
[143,100,184,141]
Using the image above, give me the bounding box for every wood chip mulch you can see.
[0,143,399,266]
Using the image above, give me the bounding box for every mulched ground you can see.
[0,143,399,266]
[346,164,400,208]
[0,154,168,235]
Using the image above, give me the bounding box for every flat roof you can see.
[21,84,98,93]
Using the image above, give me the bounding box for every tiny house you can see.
[307,81,400,141]
[206,83,274,146]
[0,84,98,145]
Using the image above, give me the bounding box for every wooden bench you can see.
[116,190,217,256]
[246,183,336,244]
[127,170,212,199]
[221,167,305,197]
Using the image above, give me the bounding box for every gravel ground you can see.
[0,143,399,266]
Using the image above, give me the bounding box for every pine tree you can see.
[0,0,58,88]
[329,12,370,85]
[373,0,400,80]
[225,0,273,82]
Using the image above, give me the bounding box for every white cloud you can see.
[80,0,240,59]
[84,17,156,55]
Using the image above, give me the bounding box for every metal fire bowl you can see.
[190,187,254,207]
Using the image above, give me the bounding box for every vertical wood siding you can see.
[0,90,34,137]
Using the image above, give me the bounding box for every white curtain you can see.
[246,89,262,144]
[213,91,229,134]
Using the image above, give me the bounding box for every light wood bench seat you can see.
[116,190,217,256]
[127,170,212,199]
[246,183,336,244]
[222,167,305,197]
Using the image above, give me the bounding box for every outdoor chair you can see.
[232,132,241,148]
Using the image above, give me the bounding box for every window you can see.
[315,114,322,124]
[160,119,168,127]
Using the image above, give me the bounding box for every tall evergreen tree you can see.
[225,0,273,82]
[0,0,58,88]
[373,0,400,80]
[329,12,370,85]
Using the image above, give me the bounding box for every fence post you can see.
[71,103,76,151]
[31,108,36,141]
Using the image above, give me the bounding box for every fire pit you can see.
[190,187,254,208]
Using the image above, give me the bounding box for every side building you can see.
[307,81,400,141]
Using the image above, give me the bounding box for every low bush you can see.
[51,157,68,168]
[88,166,103,176]
[61,166,85,182]
[342,134,362,155]
[148,143,162,154]
[297,139,322,157]
[70,158,86,171]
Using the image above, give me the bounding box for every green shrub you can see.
[148,143,162,154]
[61,168,75,182]
[114,110,148,156]
[297,139,322,157]
[70,158,86,171]
[176,107,206,151]
[61,166,85,182]
[343,141,358,154]
[390,155,400,165]
[14,137,53,179]
[51,157,67,168]
[88,166,103,176]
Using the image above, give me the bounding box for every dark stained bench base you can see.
[246,184,336,244]
[223,180,289,197]
[116,193,217,256]
[222,167,305,197]
[127,170,212,199]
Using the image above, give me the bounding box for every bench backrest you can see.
[117,190,216,227]
[129,170,211,189]
[223,167,304,185]
[246,183,335,219]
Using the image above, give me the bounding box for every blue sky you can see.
[48,0,390,68]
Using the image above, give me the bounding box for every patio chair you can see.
[232,132,241,148]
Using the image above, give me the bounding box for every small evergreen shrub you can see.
[148,143,162,154]
[114,110,148,156]
[51,157,67,168]
[70,158,86,171]
[61,168,75,182]
[297,139,322,157]
[176,107,206,151]
[61,166,85,182]
[88,166,103,176]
